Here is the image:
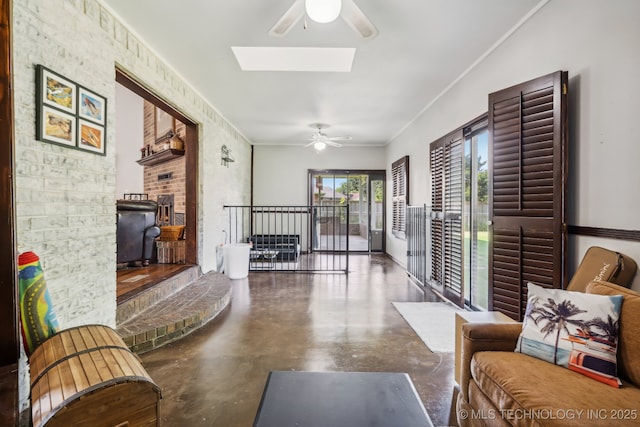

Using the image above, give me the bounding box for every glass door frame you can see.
[308,169,386,253]
[463,117,489,311]
[368,173,385,253]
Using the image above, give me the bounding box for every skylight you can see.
[231,47,355,72]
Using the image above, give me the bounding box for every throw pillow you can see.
[515,282,624,387]
[18,251,60,355]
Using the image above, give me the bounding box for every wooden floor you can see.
[117,263,194,304]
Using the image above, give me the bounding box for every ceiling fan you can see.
[269,0,378,40]
[305,125,352,151]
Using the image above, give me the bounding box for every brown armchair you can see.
[456,281,640,427]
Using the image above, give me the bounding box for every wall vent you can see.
[158,173,172,181]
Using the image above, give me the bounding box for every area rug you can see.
[392,302,460,353]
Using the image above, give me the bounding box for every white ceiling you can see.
[102,0,544,147]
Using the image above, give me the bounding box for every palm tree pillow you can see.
[515,282,624,387]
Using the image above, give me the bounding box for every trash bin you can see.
[223,243,251,279]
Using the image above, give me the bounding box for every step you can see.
[116,271,232,354]
[116,266,201,325]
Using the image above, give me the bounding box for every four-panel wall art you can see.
[35,65,107,155]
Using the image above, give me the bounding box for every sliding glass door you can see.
[369,175,384,251]
[463,126,489,310]
[310,170,385,253]
[430,118,489,309]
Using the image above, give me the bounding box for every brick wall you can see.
[142,101,186,218]
[13,0,252,412]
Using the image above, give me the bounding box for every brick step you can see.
[117,266,201,325]
[116,271,232,354]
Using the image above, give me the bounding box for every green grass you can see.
[463,231,489,310]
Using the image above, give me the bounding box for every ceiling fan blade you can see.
[328,135,352,141]
[341,0,378,40]
[326,140,343,147]
[269,0,305,37]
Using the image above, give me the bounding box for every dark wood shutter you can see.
[489,71,568,320]
[392,156,409,238]
[430,130,464,307]
[429,142,443,287]
[443,131,464,306]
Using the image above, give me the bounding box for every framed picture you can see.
[36,65,108,155]
[38,65,76,115]
[78,86,106,125]
[78,119,106,155]
[155,107,174,141]
[38,106,77,147]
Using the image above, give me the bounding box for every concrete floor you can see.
[140,254,458,426]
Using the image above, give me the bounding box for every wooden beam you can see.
[568,225,640,242]
[0,0,18,366]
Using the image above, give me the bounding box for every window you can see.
[428,70,568,317]
[392,156,409,238]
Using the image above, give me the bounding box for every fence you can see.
[224,205,349,273]
[406,205,430,286]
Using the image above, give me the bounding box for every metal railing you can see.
[224,205,349,273]
[406,205,430,286]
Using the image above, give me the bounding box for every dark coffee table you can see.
[253,371,434,427]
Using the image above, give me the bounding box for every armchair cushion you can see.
[459,322,522,401]
[471,351,640,426]
[587,281,640,386]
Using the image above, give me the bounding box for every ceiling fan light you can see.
[314,141,327,151]
[305,0,342,24]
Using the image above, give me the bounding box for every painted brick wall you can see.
[14,0,251,326]
[13,0,252,412]
[13,0,119,330]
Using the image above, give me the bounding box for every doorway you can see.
[115,69,198,265]
[430,117,489,309]
[114,70,199,303]
[309,170,385,253]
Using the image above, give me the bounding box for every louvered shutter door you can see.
[489,71,568,320]
[429,141,444,287]
[443,133,464,306]
[392,156,409,237]
[397,162,405,234]
[392,165,400,235]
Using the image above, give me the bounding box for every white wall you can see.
[253,145,386,205]
[115,83,144,198]
[385,0,640,290]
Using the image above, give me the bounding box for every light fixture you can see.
[305,0,342,24]
[313,141,327,151]
[221,145,235,167]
